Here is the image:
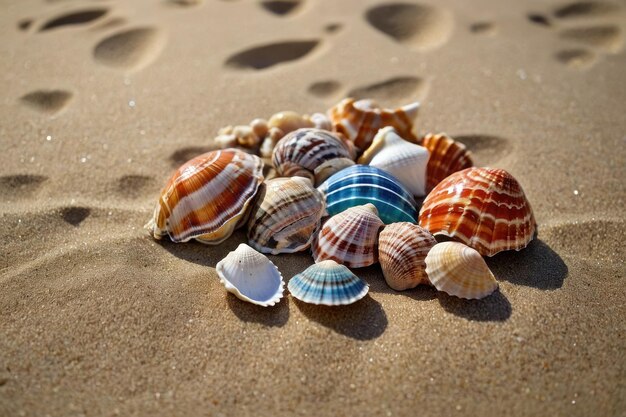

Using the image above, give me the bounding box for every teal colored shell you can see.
[317,165,417,224]
[288,260,369,306]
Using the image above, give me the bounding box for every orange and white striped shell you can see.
[146,148,264,244]
[378,222,437,291]
[419,167,535,257]
[328,98,419,152]
[312,203,384,268]
[421,133,473,193]
[425,241,498,299]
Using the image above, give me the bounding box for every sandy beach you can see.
[1,0,625,415]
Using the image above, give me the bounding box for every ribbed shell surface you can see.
[288,260,369,305]
[247,177,325,254]
[328,98,419,151]
[272,128,354,180]
[318,165,418,224]
[424,242,498,300]
[421,133,473,193]
[150,149,264,243]
[419,167,535,256]
[312,203,384,268]
[378,222,437,291]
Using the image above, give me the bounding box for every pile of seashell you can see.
[145,98,536,307]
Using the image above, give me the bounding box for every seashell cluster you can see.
[419,167,536,257]
[421,133,473,193]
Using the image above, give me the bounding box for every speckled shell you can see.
[419,167,536,256]
[358,127,430,196]
[328,98,419,151]
[146,149,264,244]
[272,128,355,181]
[425,242,498,299]
[312,203,384,268]
[378,222,437,291]
[247,177,326,255]
[421,133,473,193]
[288,260,369,306]
[216,243,284,306]
[317,164,418,224]
[313,157,355,186]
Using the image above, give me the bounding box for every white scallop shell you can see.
[358,126,430,197]
[216,243,284,306]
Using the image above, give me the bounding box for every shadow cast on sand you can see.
[226,293,290,327]
[438,290,512,322]
[487,238,568,290]
[293,296,387,341]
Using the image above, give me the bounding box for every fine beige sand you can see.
[1,0,625,416]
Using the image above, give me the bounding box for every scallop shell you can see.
[313,157,355,186]
[421,133,473,193]
[272,128,355,180]
[419,167,536,256]
[358,127,430,196]
[317,164,418,224]
[328,98,419,151]
[288,260,369,306]
[247,177,326,255]
[378,222,437,291]
[216,243,284,306]
[146,149,264,244]
[312,203,384,268]
[424,241,498,299]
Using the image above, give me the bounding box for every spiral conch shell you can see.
[358,126,430,196]
[312,203,384,268]
[421,133,473,193]
[378,222,437,291]
[216,243,284,306]
[419,167,536,256]
[328,98,419,152]
[425,242,498,300]
[146,149,264,244]
[247,177,326,255]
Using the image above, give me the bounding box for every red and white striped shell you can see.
[378,222,437,291]
[419,167,535,257]
[328,98,419,152]
[421,133,473,193]
[146,148,264,244]
[312,203,384,268]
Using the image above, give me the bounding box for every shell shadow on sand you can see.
[437,290,512,322]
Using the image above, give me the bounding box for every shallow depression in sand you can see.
[93,27,166,71]
[347,76,428,105]
[559,25,623,53]
[39,9,108,31]
[365,2,454,51]
[20,90,73,114]
[224,40,321,70]
[553,1,620,19]
[555,48,597,69]
[260,1,302,16]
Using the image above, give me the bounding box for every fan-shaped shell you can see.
[419,167,536,256]
[421,133,473,193]
[272,128,355,181]
[378,222,437,291]
[146,149,264,244]
[312,203,384,268]
[216,243,284,306]
[247,177,326,254]
[317,164,418,224]
[358,127,430,196]
[288,260,369,306]
[328,98,419,151]
[425,242,498,299]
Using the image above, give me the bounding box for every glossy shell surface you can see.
[421,133,473,193]
[288,260,369,306]
[378,222,437,291]
[216,243,284,306]
[247,177,325,255]
[419,167,535,256]
[147,149,264,244]
[425,241,498,300]
[312,204,384,268]
[318,164,418,224]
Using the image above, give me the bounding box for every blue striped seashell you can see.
[317,165,418,224]
[288,260,369,306]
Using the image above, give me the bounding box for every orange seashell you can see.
[421,133,473,193]
[419,167,535,257]
[328,98,419,152]
[146,148,264,244]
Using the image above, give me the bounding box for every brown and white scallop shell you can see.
[421,133,473,193]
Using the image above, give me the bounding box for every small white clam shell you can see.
[216,243,285,306]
